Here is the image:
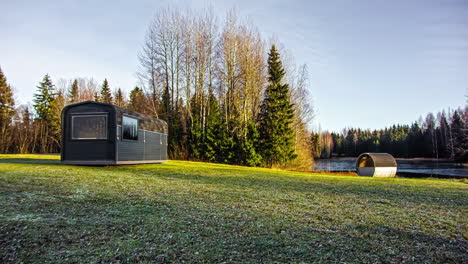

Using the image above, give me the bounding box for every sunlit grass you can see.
[0,154,467,263]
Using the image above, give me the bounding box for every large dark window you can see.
[72,115,107,140]
[122,115,138,140]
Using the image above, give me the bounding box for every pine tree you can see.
[114,88,125,107]
[0,67,15,153]
[94,91,100,102]
[258,45,296,167]
[128,86,147,113]
[49,90,66,151]
[100,79,113,104]
[33,74,56,153]
[450,110,468,162]
[33,74,56,121]
[68,79,79,104]
[240,121,263,166]
[204,93,222,162]
[310,132,321,158]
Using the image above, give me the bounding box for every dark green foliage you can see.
[128,87,146,113]
[450,110,468,162]
[99,79,113,104]
[0,67,15,153]
[0,68,15,122]
[310,132,321,158]
[68,79,79,104]
[330,109,468,161]
[114,88,125,107]
[93,92,100,102]
[33,74,56,121]
[33,74,62,153]
[0,67,15,121]
[238,121,263,166]
[188,95,203,160]
[258,45,297,166]
[204,93,224,163]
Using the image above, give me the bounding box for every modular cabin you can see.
[355,153,397,177]
[61,101,168,165]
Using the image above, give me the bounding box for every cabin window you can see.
[71,115,107,140]
[122,115,138,140]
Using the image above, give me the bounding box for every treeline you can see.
[311,109,468,162]
[0,8,314,168]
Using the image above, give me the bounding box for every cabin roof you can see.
[356,153,397,167]
[63,101,168,134]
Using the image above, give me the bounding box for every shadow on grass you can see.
[0,191,466,263]
[113,164,468,208]
[0,158,60,165]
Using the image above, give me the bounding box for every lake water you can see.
[313,158,468,177]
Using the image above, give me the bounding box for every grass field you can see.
[0,154,467,263]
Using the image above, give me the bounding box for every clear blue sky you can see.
[1,0,467,132]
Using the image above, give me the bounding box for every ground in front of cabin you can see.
[0,154,467,263]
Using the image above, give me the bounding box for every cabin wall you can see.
[62,104,116,164]
[116,128,168,163]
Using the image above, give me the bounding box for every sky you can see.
[1,0,467,132]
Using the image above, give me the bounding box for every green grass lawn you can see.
[0,154,467,263]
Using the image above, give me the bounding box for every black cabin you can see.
[61,101,168,165]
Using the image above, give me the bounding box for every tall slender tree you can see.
[33,74,56,153]
[258,45,296,167]
[128,86,148,113]
[33,74,56,120]
[100,79,113,103]
[68,79,79,104]
[114,88,126,107]
[450,110,467,162]
[0,67,15,153]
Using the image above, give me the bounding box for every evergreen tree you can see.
[33,74,56,121]
[0,67,15,153]
[114,88,125,107]
[93,92,100,102]
[128,86,147,113]
[100,79,113,103]
[33,74,56,153]
[204,93,223,162]
[258,45,296,167]
[49,90,66,151]
[240,121,263,166]
[68,79,79,104]
[450,110,468,162]
[310,132,321,158]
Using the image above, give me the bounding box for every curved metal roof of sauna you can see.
[62,101,168,134]
[356,153,397,168]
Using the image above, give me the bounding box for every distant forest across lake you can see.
[311,107,468,162]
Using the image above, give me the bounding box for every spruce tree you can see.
[33,74,56,121]
[100,79,113,103]
[33,74,56,153]
[204,93,222,162]
[94,92,100,102]
[128,86,146,113]
[450,110,468,162]
[68,79,79,104]
[258,45,296,167]
[0,67,15,123]
[114,88,125,107]
[49,90,66,151]
[0,67,15,153]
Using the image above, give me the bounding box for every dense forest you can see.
[311,108,468,162]
[0,8,314,169]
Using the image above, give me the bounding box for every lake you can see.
[313,158,468,178]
